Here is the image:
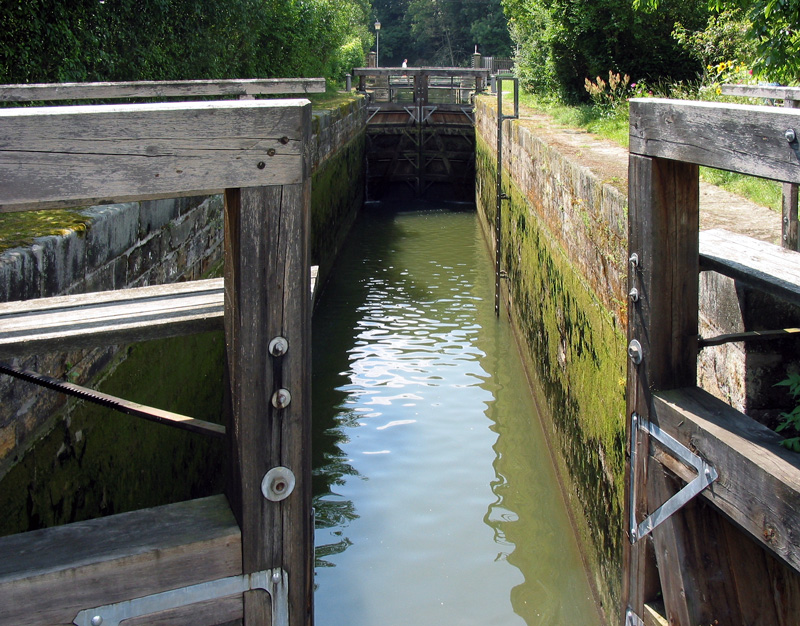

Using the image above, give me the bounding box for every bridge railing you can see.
[353,67,490,110]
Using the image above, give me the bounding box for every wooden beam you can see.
[699,228,800,307]
[0,78,325,103]
[224,101,312,626]
[0,278,223,359]
[225,181,313,625]
[0,495,242,626]
[0,264,319,359]
[629,98,800,184]
[653,386,800,574]
[624,154,699,621]
[0,100,309,212]
[721,84,800,102]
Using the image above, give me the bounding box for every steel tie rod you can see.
[0,362,225,438]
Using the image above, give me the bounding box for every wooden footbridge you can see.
[0,78,323,626]
[353,67,490,200]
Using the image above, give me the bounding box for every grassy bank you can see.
[518,92,782,212]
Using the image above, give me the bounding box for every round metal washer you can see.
[261,466,296,502]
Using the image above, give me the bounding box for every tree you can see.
[0,0,371,86]
[372,0,511,67]
[637,0,800,84]
[504,0,709,100]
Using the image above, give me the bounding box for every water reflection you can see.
[312,206,601,625]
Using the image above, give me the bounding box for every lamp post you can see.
[374,20,381,67]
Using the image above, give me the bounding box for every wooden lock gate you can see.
[624,98,800,625]
[0,79,324,626]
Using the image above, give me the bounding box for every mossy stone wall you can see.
[474,96,627,619]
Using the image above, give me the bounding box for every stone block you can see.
[83,203,140,270]
[36,231,87,298]
[138,198,180,238]
[0,248,40,302]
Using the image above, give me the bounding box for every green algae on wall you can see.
[310,131,365,288]
[476,134,626,617]
[0,330,226,537]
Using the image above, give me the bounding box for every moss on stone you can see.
[310,132,365,283]
[476,134,626,615]
[0,331,226,537]
[0,209,91,254]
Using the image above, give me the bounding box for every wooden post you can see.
[624,155,699,623]
[783,99,799,251]
[224,104,313,625]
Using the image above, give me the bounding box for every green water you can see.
[312,206,601,625]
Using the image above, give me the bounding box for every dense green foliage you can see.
[503,0,710,100]
[371,0,512,66]
[0,0,371,85]
[641,0,800,84]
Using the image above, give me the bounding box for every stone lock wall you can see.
[474,96,628,620]
[474,95,800,621]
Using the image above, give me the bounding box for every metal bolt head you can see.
[271,388,292,409]
[268,336,289,357]
[257,161,266,170]
[91,616,103,626]
[267,148,277,157]
[628,339,643,365]
[272,570,282,584]
[786,128,797,143]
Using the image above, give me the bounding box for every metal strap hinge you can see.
[73,568,288,626]
[625,607,645,626]
[629,412,718,543]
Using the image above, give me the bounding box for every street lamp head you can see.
[374,20,381,30]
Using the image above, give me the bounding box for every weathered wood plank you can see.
[642,601,668,626]
[721,84,800,102]
[0,78,325,102]
[629,98,800,183]
[624,154,699,621]
[0,278,224,359]
[224,99,312,626]
[0,100,309,212]
[0,264,319,359]
[653,386,800,574]
[0,495,242,626]
[225,180,313,626]
[648,457,744,625]
[699,228,800,306]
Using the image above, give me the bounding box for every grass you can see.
[0,209,91,254]
[518,91,783,212]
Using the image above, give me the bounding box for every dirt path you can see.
[515,109,783,245]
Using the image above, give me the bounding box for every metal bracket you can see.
[403,106,418,123]
[74,569,288,626]
[366,106,381,124]
[421,105,438,123]
[629,412,718,543]
[625,608,645,626]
